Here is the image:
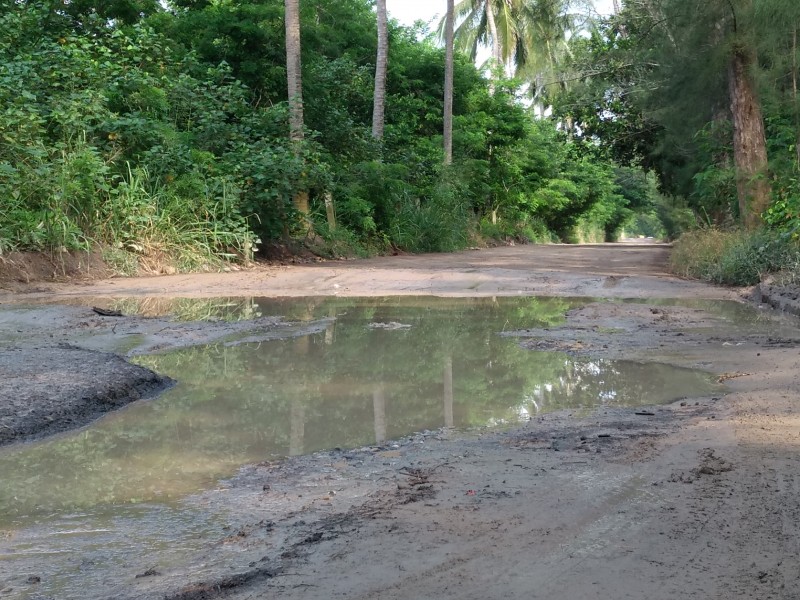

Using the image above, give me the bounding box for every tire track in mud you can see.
[208,388,800,600]
[216,414,707,600]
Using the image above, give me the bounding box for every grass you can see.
[670,228,800,286]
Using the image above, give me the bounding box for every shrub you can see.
[670,228,800,286]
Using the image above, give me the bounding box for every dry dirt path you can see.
[0,243,737,301]
[1,243,799,600]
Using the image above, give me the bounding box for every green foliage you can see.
[390,174,473,252]
[763,116,800,238]
[554,0,800,239]
[0,7,258,268]
[671,228,800,285]
[0,0,665,263]
[627,212,666,240]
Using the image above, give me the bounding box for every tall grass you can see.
[99,166,256,273]
[670,228,800,286]
[0,149,257,274]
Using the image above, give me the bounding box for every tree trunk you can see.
[485,0,503,75]
[443,0,455,166]
[793,28,799,169]
[372,0,388,140]
[285,0,303,143]
[728,48,771,229]
[324,191,336,229]
[285,0,309,216]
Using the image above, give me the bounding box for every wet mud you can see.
[0,346,170,446]
[1,245,800,600]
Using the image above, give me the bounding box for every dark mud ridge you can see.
[755,281,800,317]
[0,346,172,446]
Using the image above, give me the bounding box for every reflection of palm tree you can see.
[373,386,387,444]
[289,333,310,456]
[443,356,454,428]
[289,399,305,456]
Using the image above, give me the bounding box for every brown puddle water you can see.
[0,296,724,597]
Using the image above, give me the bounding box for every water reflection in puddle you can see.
[0,296,731,598]
[0,297,722,527]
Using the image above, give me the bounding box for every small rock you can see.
[25,576,40,585]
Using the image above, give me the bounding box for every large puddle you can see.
[0,296,729,598]
[0,297,722,527]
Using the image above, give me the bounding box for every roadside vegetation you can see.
[0,0,798,284]
[0,0,664,274]
[670,230,799,286]
[551,0,800,286]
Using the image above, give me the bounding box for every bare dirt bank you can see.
[1,243,800,600]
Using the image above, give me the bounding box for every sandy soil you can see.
[0,243,740,301]
[2,243,800,600]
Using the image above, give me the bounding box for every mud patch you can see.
[0,346,171,445]
[167,567,281,600]
[754,279,800,318]
[669,448,734,483]
[0,249,112,291]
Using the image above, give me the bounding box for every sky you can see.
[385,0,616,28]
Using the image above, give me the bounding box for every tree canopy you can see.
[554,0,800,233]
[1,0,795,271]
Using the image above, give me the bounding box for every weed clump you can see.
[670,229,800,286]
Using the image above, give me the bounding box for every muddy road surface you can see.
[1,243,800,600]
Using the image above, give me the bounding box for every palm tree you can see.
[372,0,389,140]
[517,0,586,108]
[442,0,525,77]
[284,0,308,214]
[441,0,586,104]
[444,0,455,165]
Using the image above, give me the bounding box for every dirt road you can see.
[0,243,738,300]
[1,244,799,600]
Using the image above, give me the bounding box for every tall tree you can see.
[663,0,771,228]
[443,0,521,75]
[372,0,388,140]
[444,0,455,165]
[558,0,781,227]
[285,0,309,214]
[728,43,771,228]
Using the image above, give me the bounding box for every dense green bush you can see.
[0,0,666,268]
